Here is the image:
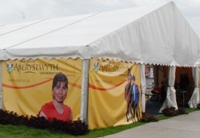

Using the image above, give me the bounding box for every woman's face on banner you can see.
[53,81,67,103]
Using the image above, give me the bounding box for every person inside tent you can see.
[38,72,72,122]
[160,77,168,103]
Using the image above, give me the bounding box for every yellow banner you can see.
[2,58,82,120]
[88,59,142,129]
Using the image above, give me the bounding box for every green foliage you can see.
[197,103,200,109]
[162,107,188,116]
[0,109,89,136]
[0,108,198,138]
[0,120,146,138]
[141,112,159,122]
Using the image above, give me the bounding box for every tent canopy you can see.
[0,1,200,67]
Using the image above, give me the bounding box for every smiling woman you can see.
[38,72,72,122]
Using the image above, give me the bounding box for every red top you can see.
[40,101,72,122]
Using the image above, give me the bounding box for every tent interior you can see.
[145,65,194,115]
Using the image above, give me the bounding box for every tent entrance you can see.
[145,65,194,115]
[175,67,193,107]
[145,65,166,115]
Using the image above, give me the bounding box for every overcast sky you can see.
[0,0,200,37]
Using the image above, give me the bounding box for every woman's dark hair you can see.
[52,72,68,89]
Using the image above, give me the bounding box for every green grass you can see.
[0,122,147,138]
[0,108,199,138]
[184,108,199,113]
[0,125,75,138]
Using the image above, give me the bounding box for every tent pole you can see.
[140,64,146,112]
[0,61,3,110]
[80,59,90,124]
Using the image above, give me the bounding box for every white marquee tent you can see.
[0,1,200,121]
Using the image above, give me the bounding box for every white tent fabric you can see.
[188,67,199,108]
[140,64,146,112]
[0,2,200,115]
[0,2,199,67]
[160,66,178,112]
[0,4,161,60]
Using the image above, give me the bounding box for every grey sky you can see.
[0,0,200,37]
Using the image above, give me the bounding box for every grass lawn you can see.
[0,108,199,138]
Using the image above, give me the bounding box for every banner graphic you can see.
[88,59,142,129]
[2,58,82,120]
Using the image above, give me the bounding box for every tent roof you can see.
[0,1,200,67]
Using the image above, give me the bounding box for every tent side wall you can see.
[1,58,83,120]
[0,60,3,109]
[88,59,142,129]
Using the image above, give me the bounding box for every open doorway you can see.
[145,65,194,115]
[145,65,167,115]
[175,67,194,107]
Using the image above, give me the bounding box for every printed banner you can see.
[2,58,82,120]
[88,59,142,129]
